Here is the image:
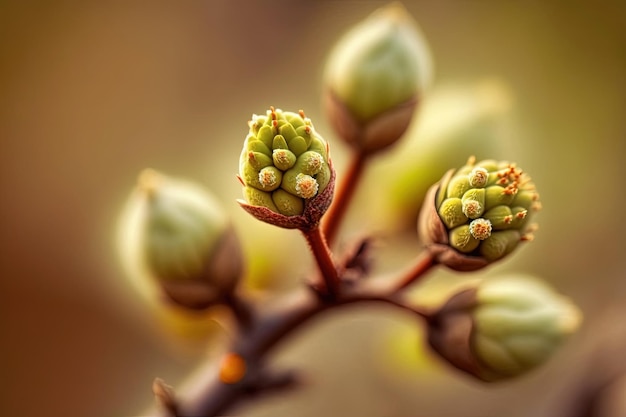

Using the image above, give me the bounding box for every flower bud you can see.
[119,169,243,310]
[427,275,582,382]
[323,2,433,154]
[418,157,541,271]
[238,107,335,230]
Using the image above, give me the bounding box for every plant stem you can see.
[156,287,432,417]
[323,150,367,246]
[393,250,437,291]
[301,226,340,298]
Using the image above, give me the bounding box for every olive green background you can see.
[1,1,625,416]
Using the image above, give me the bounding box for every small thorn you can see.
[299,109,306,119]
[152,378,179,416]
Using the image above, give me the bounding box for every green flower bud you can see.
[118,169,243,310]
[323,3,433,154]
[238,107,335,230]
[418,157,541,271]
[427,275,582,382]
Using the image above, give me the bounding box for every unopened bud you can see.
[119,169,243,310]
[323,2,433,154]
[427,275,582,382]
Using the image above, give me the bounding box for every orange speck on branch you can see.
[219,353,247,384]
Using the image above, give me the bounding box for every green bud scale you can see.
[419,157,541,271]
[238,107,335,230]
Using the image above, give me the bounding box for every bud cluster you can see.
[419,157,541,270]
[238,107,335,230]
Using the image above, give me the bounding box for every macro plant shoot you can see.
[115,3,583,417]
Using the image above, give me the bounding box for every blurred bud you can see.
[119,169,243,310]
[323,2,433,154]
[427,275,582,382]
[238,107,335,230]
[418,157,541,271]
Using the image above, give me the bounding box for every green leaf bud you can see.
[483,205,515,230]
[244,187,278,212]
[288,136,308,157]
[273,134,289,151]
[246,138,272,157]
[118,169,243,310]
[427,275,582,382]
[484,185,515,210]
[246,151,273,171]
[238,107,335,230]
[446,175,470,199]
[438,198,467,229]
[272,189,304,216]
[449,225,480,253]
[256,125,274,149]
[512,189,541,211]
[479,230,521,261]
[323,3,433,154]
[279,123,298,142]
[418,157,540,271]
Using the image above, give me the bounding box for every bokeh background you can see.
[2,1,625,416]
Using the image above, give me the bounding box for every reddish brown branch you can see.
[393,250,438,291]
[322,151,367,246]
[146,257,437,417]
[301,226,341,299]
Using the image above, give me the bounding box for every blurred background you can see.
[1,1,625,416]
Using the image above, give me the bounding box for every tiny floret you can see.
[258,167,278,188]
[462,199,483,219]
[302,151,324,175]
[468,167,489,188]
[469,218,492,240]
[295,174,319,199]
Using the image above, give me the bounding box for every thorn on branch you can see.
[340,237,374,283]
[152,378,179,417]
